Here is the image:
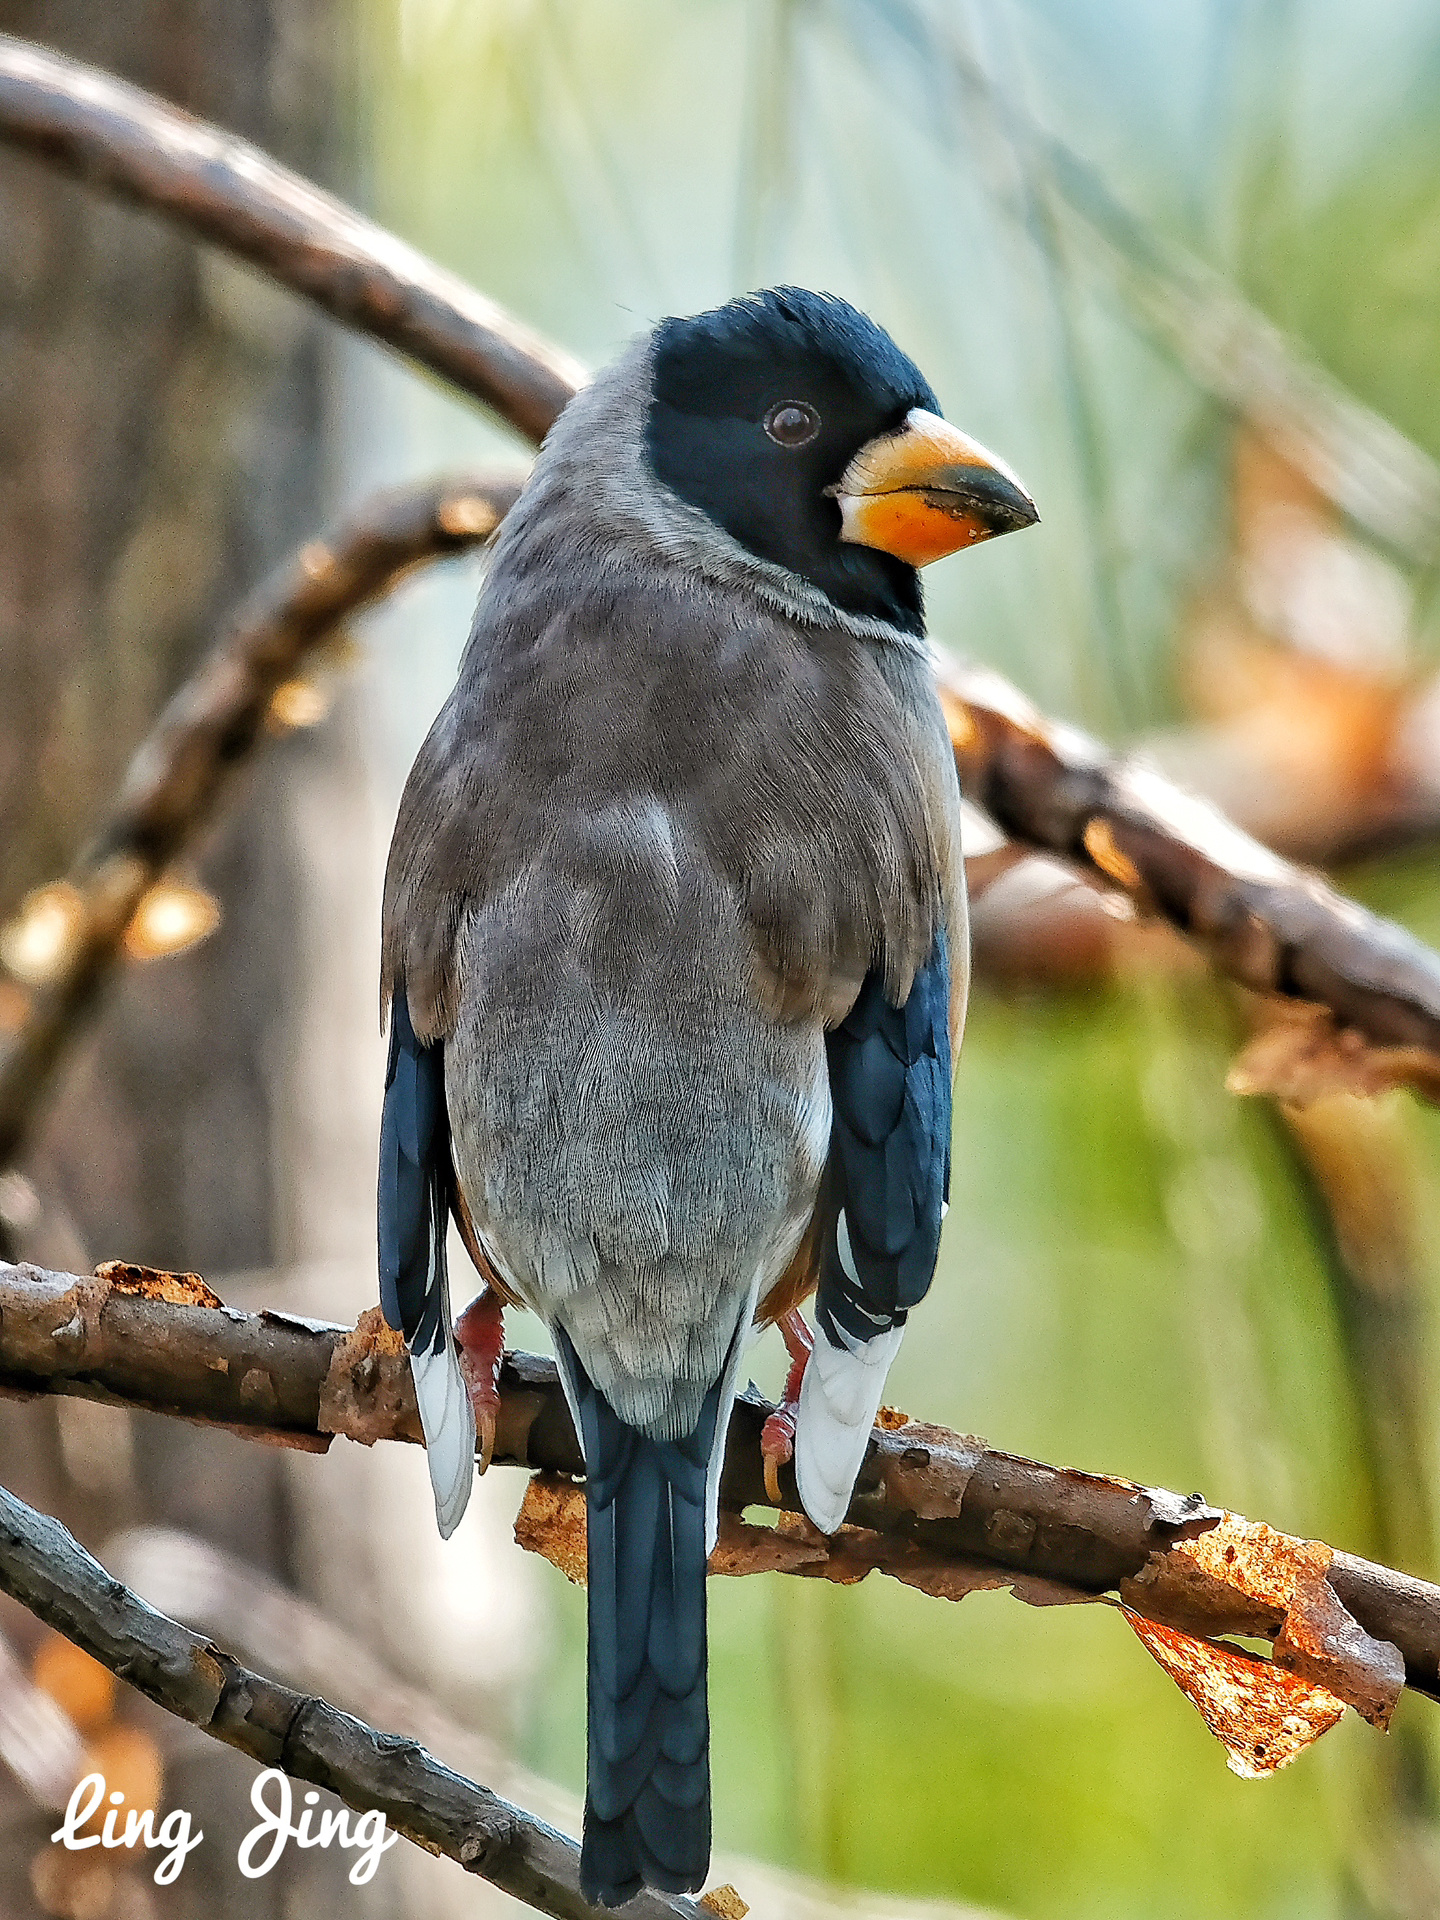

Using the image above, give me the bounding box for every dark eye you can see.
[764,401,821,448]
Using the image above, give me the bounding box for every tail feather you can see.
[561,1334,719,1907]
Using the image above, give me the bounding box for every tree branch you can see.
[0,1477,702,1920]
[0,472,523,1169]
[1,1258,1434,1716]
[938,657,1440,1087]
[0,37,585,444]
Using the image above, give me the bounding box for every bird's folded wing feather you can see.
[378,985,475,1537]
[794,925,953,1532]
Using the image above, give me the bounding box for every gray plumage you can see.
[380,302,983,1905]
[382,337,964,1439]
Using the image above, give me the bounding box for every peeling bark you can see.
[0,1261,1432,1710]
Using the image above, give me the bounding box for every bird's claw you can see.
[760,1407,796,1505]
[759,1307,814,1504]
[455,1287,505,1475]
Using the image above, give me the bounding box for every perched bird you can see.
[378,287,1036,1906]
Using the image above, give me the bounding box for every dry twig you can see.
[0,473,523,1168]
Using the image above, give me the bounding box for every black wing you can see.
[794,925,951,1532]
[818,922,951,1347]
[378,984,451,1354]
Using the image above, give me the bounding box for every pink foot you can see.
[760,1309,814,1504]
[455,1286,505,1473]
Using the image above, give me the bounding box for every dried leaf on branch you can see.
[0,1260,1428,1749]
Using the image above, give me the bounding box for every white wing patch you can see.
[410,1272,477,1538]
[794,1210,905,1536]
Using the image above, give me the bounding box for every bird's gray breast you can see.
[444,791,830,1442]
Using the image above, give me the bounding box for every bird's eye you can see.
[764,401,821,448]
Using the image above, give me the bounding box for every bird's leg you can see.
[760,1308,815,1504]
[455,1285,505,1474]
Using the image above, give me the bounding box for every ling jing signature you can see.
[52,1767,399,1885]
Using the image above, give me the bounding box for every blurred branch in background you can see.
[2,446,1439,1275]
[1146,433,1440,867]
[0,28,1438,1223]
[859,0,1440,567]
[0,35,584,442]
[0,473,522,1177]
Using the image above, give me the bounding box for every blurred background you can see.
[3,1,1440,1917]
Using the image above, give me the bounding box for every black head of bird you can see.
[645,285,1037,636]
[379,286,1037,1909]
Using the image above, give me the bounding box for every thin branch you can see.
[0,37,584,444]
[0,473,522,1169]
[938,656,1440,1085]
[105,1524,991,1920]
[0,1479,701,1920]
[1,1258,1435,1711]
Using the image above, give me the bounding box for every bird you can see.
[377,286,1037,1907]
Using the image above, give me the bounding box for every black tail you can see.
[564,1340,719,1908]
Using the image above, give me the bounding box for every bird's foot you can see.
[760,1308,814,1504]
[455,1286,505,1473]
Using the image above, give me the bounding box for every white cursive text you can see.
[52,1774,203,1885]
[51,1768,398,1887]
[238,1767,398,1886]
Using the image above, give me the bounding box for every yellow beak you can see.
[828,408,1038,566]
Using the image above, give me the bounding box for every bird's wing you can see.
[377,983,475,1537]
[793,922,952,1532]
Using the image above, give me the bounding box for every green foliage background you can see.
[352,4,1440,1913]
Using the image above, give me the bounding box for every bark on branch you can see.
[0,36,585,443]
[0,1259,1434,1721]
[937,657,1440,1084]
[0,473,524,1169]
[0,1475,702,1920]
